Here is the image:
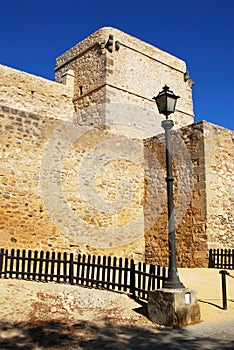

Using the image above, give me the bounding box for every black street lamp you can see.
[153,85,185,289]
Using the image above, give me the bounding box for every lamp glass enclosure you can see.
[154,86,179,117]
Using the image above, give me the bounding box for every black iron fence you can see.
[0,248,167,300]
[209,249,234,269]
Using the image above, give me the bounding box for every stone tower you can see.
[55,27,194,138]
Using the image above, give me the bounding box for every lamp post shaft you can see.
[162,119,184,289]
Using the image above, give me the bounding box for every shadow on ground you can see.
[199,299,223,310]
[0,319,234,350]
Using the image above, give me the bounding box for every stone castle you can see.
[0,27,233,267]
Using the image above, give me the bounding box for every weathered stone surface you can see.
[55,27,194,137]
[0,105,145,260]
[0,64,75,121]
[203,123,234,250]
[148,288,201,328]
[144,121,234,267]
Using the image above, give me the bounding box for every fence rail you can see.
[209,249,234,269]
[0,248,167,300]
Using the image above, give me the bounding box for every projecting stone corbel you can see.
[184,71,195,88]
[115,40,120,51]
[105,34,114,52]
[99,35,121,54]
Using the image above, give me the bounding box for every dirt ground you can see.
[178,268,234,323]
[0,268,233,349]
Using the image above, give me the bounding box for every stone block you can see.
[148,288,200,328]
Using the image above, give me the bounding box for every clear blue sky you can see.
[1,0,233,130]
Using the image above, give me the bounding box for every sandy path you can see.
[0,269,233,349]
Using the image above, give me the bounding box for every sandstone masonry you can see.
[55,27,194,137]
[0,27,233,267]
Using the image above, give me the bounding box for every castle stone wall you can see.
[0,104,145,261]
[203,123,234,249]
[0,64,75,122]
[144,121,208,267]
[144,121,234,267]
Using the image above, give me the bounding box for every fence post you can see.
[69,253,74,285]
[0,248,4,276]
[219,270,229,310]
[208,249,214,268]
[130,259,135,298]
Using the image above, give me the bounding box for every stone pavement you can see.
[0,317,233,350]
[188,314,234,342]
[78,318,234,350]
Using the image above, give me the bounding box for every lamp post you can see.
[153,85,184,289]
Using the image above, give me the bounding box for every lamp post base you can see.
[163,277,185,289]
[148,288,200,328]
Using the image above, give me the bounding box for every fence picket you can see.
[21,250,26,279]
[228,249,232,269]
[130,259,135,297]
[151,264,156,291]
[27,250,32,280]
[69,253,74,285]
[106,256,111,290]
[57,252,61,283]
[228,250,231,268]
[224,249,227,268]
[85,254,91,287]
[63,252,68,283]
[142,262,147,299]
[147,264,153,294]
[218,249,221,268]
[96,255,101,286]
[220,249,224,268]
[0,248,4,276]
[137,262,142,296]
[44,251,50,282]
[38,251,44,282]
[118,257,123,291]
[163,267,166,287]
[75,254,80,284]
[101,256,106,288]
[209,249,213,268]
[4,249,8,278]
[9,249,15,279]
[90,255,96,288]
[214,249,217,267]
[33,251,38,280]
[156,266,160,289]
[81,254,86,284]
[16,249,20,278]
[49,252,55,282]
[123,258,128,292]
[112,256,117,290]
